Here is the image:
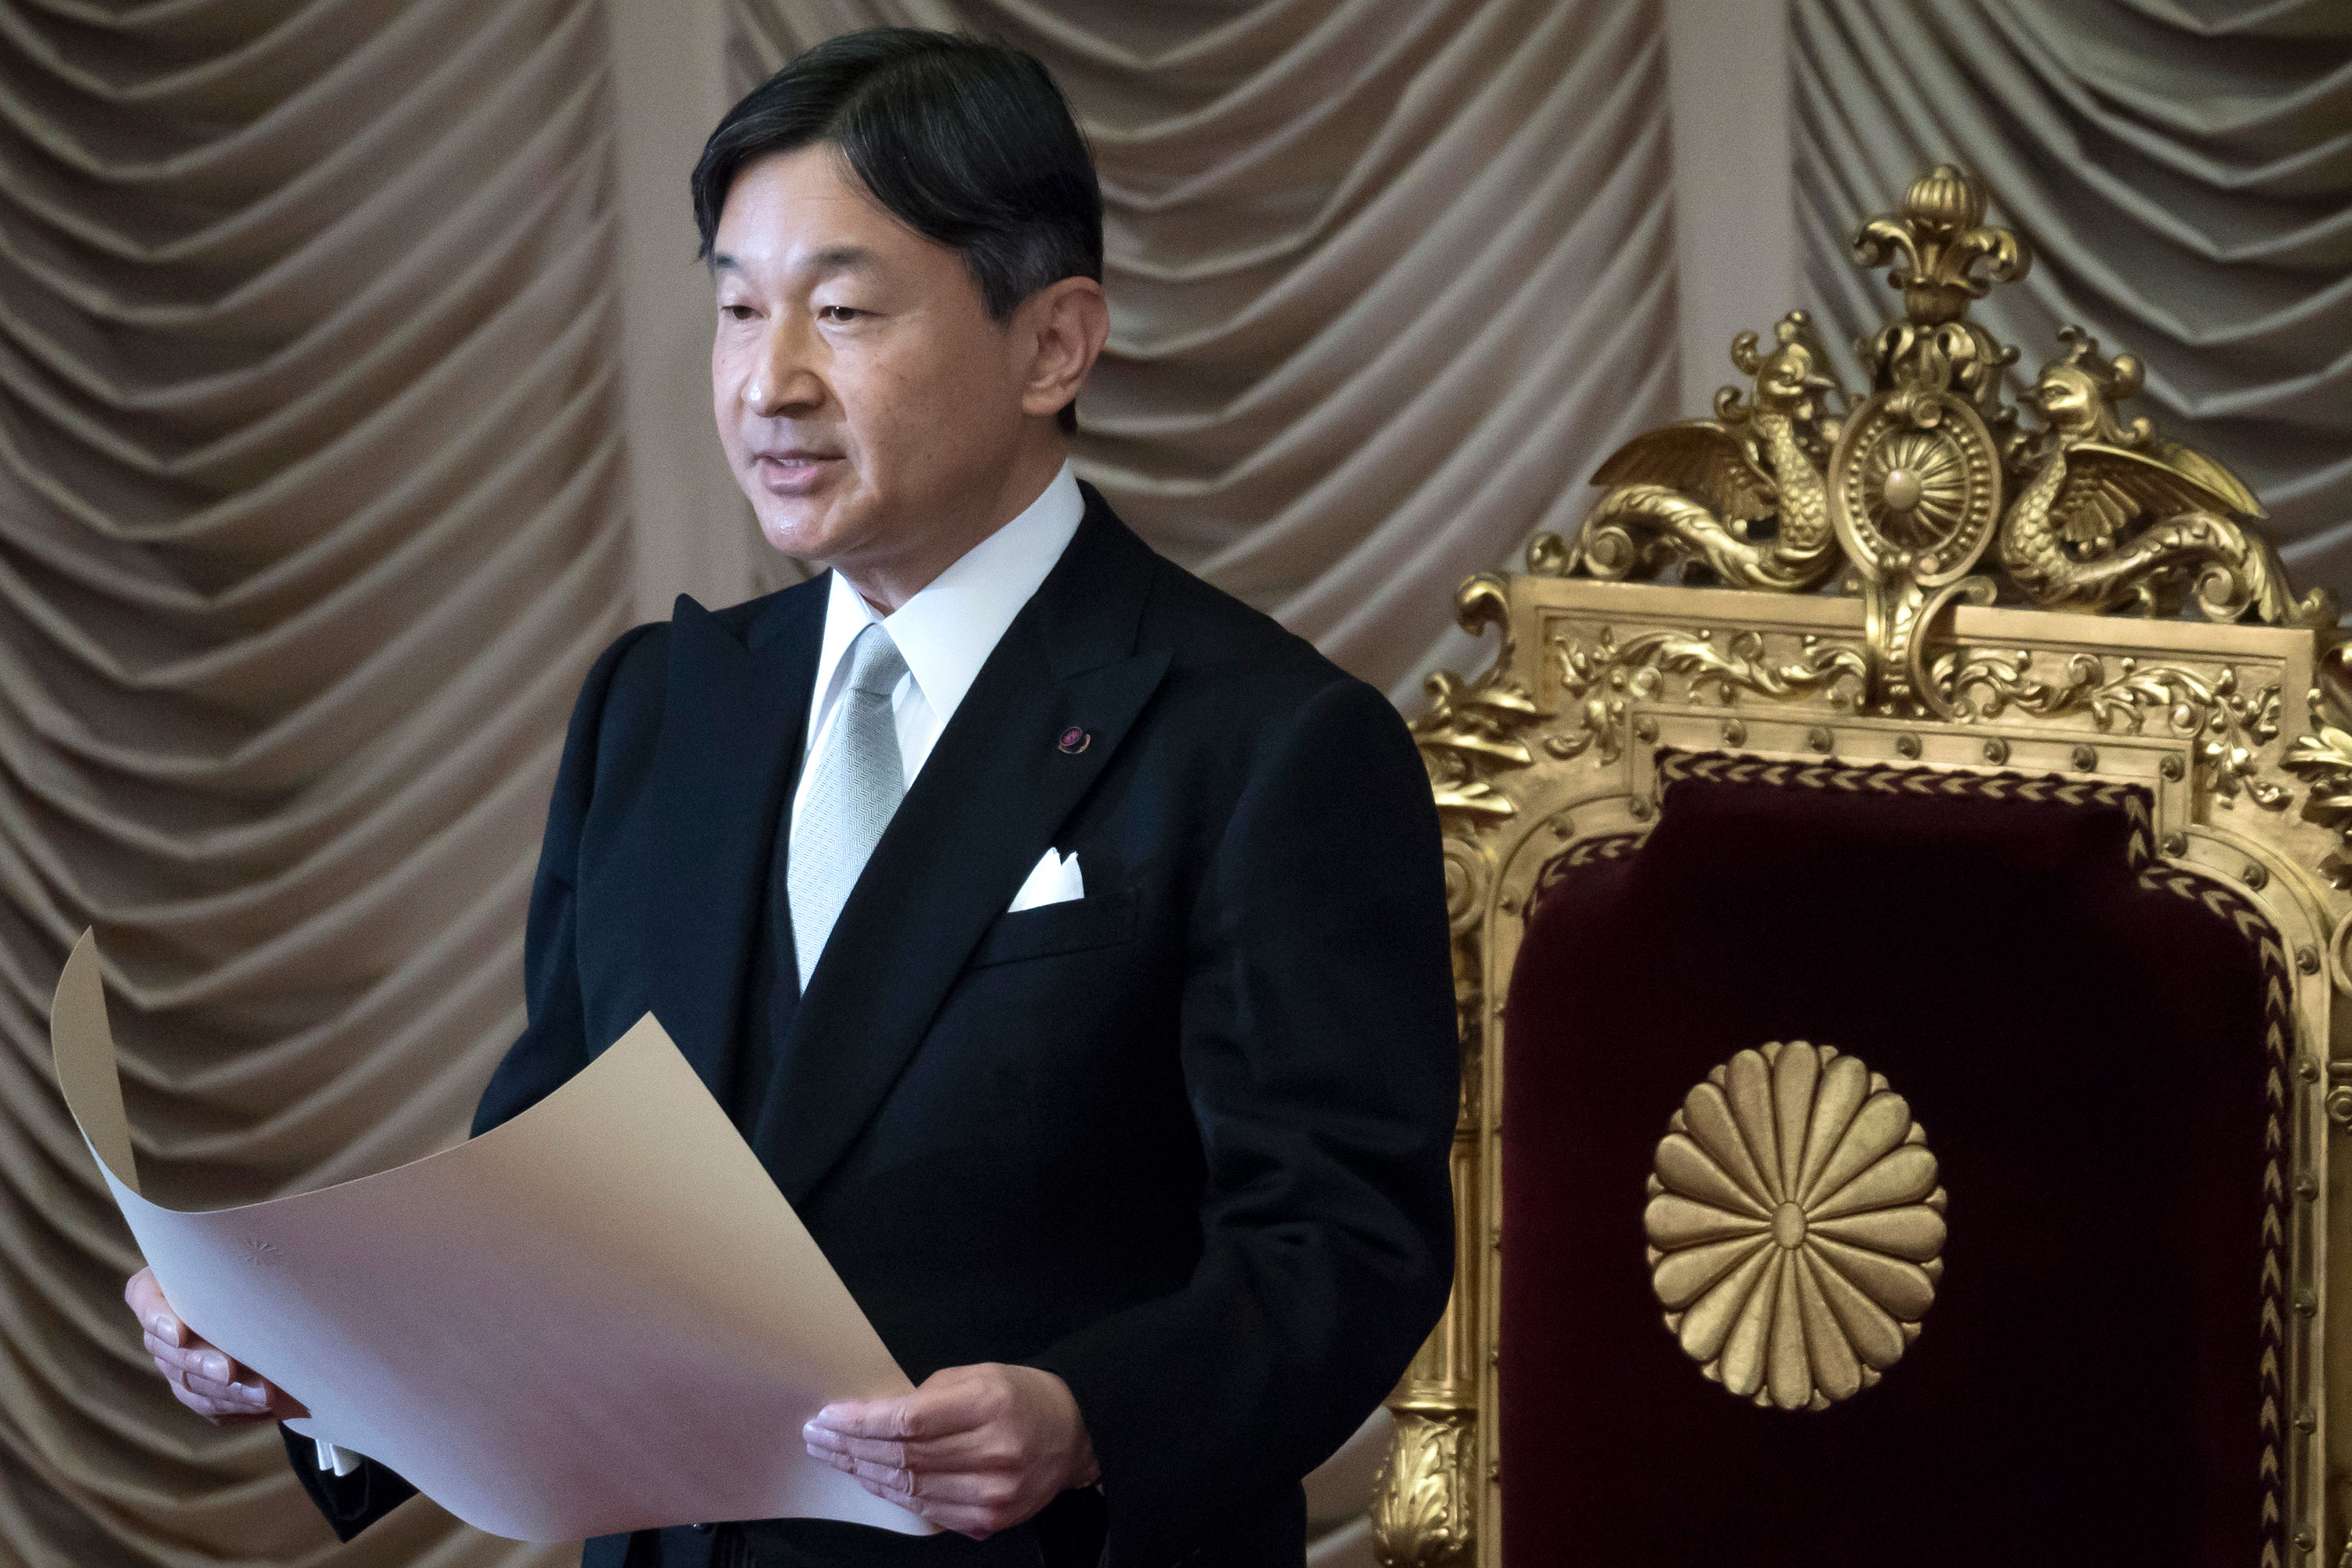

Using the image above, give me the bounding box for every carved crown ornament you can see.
[1381,163,2352,1568]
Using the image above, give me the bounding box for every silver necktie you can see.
[787,623,910,989]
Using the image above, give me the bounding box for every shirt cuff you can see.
[313,1439,363,1478]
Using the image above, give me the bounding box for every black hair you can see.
[692,29,1103,434]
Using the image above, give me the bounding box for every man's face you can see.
[710,147,1033,571]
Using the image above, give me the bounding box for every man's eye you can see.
[719,303,757,321]
[818,305,863,323]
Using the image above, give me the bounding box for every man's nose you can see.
[745,321,826,416]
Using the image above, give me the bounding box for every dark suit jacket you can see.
[289,489,1458,1566]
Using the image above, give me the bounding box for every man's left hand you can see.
[803,1363,1098,1538]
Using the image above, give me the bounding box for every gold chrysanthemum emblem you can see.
[1644,1040,1945,1410]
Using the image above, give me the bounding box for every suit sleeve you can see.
[1029,676,1461,1566]
[278,622,655,1537]
[473,621,658,1137]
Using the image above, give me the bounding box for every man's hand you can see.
[802,1363,1098,1538]
[125,1267,307,1427]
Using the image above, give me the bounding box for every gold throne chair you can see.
[1370,165,2352,1568]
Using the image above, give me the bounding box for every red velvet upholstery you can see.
[1499,766,2268,1565]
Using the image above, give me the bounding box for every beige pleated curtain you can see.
[0,3,2344,1566]
[0,1,627,1565]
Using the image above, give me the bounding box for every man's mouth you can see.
[752,448,844,494]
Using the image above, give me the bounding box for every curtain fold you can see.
[1792,0,2352,579]
[0,0,628,1563]
[729,0,1682,706]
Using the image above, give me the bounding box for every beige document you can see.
[50,931,931,1543]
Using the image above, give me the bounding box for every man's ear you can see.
[1017,277,1109,422]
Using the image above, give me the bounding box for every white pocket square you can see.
[1007,848,1083,913]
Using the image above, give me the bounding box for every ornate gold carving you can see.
[1828,383,2005,715]
[1944,652,2286,808]
[1853,163,2030,333]
[1832,394,2002,583]
[1535,164,2329,720]
[1370,1407,1476,1567]
[2285,688,2352,885]
[2000,330,2337,629]
[1568,313,1846,591]
[1541,626,1867,764]
[1439,839,1490,1121]
[1414,577,1541,825]
[1645,1040,1944,1410]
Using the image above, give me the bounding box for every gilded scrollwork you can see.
[1413,576,1544,826]
[1942,651,2287,808]
[2283,688,2352,885]
[1541,626,1868,764]
[1438,838,1490,1120]
[1370,1410,1476,1568]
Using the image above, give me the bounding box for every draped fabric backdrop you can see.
[0,1,628,1565]
[0,3,2343,1567]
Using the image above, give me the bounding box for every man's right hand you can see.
[125,1267,307,1427]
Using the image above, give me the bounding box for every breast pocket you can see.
[969,888,1141,968]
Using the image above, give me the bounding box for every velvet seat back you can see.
[1497,768,2269,1565]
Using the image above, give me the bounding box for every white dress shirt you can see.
[791,462,1085,827]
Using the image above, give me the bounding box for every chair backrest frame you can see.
[1368,165,2352,1568]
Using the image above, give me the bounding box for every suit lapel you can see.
[631,586,822,1101]
[753,501,1170,1204]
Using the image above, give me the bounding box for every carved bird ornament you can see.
[1999,331,2334,627]
[1573,314,1846,593]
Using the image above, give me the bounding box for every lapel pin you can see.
[1058,726,1091,755]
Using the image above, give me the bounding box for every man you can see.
[128,28,1457,1568]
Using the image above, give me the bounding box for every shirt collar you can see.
[808,461,1085,731]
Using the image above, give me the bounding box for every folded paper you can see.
[49,931,930,1544]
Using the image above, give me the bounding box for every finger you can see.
[145,1331,301,1415]
[125,1268,165,1323]
[126,1272,191,1352]
[142,1309,185,1351]
[810,1398,932,1443]
[851,1472,938,1514]
[810,1385,990,1443]
[176,1366,271,1410]
[143,1329,201,1371]
[142,1331,230,1380]
[857,1457,920,1499]
[804,1429,1008,1472]
[835,1457,1020,1508]
[162,1368,268,1422]
[181,1345,249,1387]
[848,1458,942,1500]
[848,1478,1005,1541]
